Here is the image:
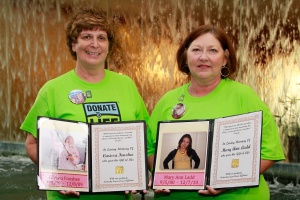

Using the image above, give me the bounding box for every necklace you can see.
[179,149,186,154]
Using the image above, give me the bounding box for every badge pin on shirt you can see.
[172,94,186,119]
[69,90,86,104]
[86,90,92,98]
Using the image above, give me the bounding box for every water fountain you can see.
[0,0,300,199]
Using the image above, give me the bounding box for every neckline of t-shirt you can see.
[183,79,225,102]
[69,69,110,89]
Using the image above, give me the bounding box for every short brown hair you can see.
[176,25,238,79]
[65,8,114,60]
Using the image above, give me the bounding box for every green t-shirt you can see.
[21,69,149,200]
[147,78,285,200]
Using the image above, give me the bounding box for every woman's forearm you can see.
[260,159,275,174]
[25,133,37,164]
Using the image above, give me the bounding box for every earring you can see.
[220,66,230,78]
[184,64,189,70]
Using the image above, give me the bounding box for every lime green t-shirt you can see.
[21,69,149,200]
[147,78,285,200]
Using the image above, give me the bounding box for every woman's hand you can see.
[59,190,80,196]
[154,189,171,193]
[198,185,226,195]
[147,174,170,194]
[67,155,74,161]
[125,190,148,195]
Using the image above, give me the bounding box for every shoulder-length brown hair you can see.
[176,25,238,79]
[177,134,193,157]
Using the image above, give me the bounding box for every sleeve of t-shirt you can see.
[147,96,166,156]
[240,86,285,161]
[20,86,50,138]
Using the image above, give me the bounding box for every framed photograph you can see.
[37,117,147,193]
[152,120,209,190]
[152,111,262,190]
